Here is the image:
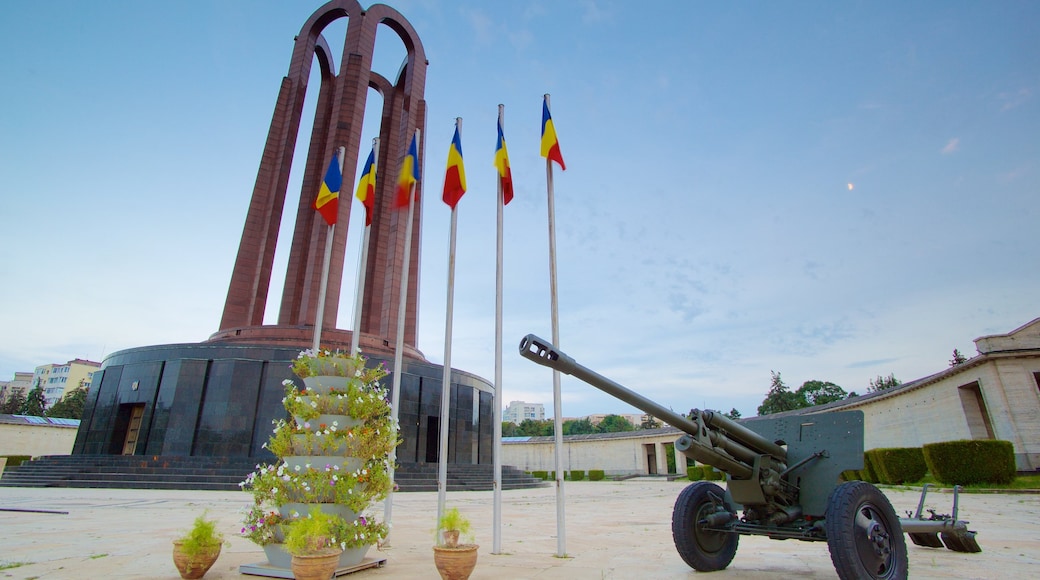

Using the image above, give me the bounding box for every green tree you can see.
[795,380,848,406]
[757,371,800,415]
[518,418,553,437]
[596,414,635,433]
[19,384,47,416]
[949,349,967,366]
[640,414,661,429]
[47,386,88,419]
[722,408,742,420]
[867,374,901,393]
[563,417,596,435]
[1,390,27,414]
[501,422,519,437]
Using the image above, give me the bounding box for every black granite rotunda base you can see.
[71,342,494,465]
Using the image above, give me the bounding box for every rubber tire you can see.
[825,481,908,580]
[671,481,739,571]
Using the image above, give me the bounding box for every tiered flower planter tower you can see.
[241,349,399,572]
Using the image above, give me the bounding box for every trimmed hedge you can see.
[1,455,31,467]
[687,466,705,480]
[531,470,548,480]
[870,447,927,484]
[588,470,605,481]
[923,439,1016,485]
[860,453,879,483]
[569,470,586,481]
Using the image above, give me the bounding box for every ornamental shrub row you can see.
[527,469,609,481]
[923,439,1016,485]
[868,447,928,484]
[687,465,723,481]
[849,440,1015,486]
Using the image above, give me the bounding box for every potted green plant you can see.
[172,512,225,579]
[283,507,343,580]
[433,507,478,580]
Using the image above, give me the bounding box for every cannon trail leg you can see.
[671,482,738,571]
[908,532,944,548]
[825,481,908,580]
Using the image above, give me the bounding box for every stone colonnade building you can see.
[503,317,1040,476]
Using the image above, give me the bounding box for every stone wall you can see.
[501,428,686,476]
[0,423,77,457]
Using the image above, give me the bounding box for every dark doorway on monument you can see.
[114,403,145,455]
[425,416,440,463]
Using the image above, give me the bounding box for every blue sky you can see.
[1,1,1037,419]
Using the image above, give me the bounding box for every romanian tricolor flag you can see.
[355,147,377,225]
[442,126,466,209]
[540,96,565,170]
[394,133,420,209]
[314,151,342,225]
[495,119,514,205]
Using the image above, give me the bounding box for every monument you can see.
[72,1,494,468]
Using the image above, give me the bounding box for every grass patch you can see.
[0,561,32,570]
[901,473,1040,491]
[89,554,108,559]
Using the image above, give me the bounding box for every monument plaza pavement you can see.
[1,479,1037,579]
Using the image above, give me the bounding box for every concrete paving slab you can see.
[0,480,1037,579]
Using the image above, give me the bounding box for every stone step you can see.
[0,455,548,492]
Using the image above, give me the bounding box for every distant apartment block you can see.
[503,401,546,425]
[35,359,100,408]
[0,372,34,403]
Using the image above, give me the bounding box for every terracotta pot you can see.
[291,549,343,580]
[172,541,220,579]
[433,544,479,580]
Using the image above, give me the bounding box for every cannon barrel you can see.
[519,334,704,435]
[519,334,788,472]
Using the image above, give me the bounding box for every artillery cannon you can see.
[519,334,979,580]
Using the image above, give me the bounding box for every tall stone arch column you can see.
[213,1,427,357]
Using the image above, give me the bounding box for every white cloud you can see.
[941,138,960,154]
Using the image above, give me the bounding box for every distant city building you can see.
[0,372,34,402]
[504,401,546,425]
[35,359,100,408]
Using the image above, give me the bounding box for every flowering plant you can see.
[242,348,399,562]
[243,457,393,514]
[332,513,390,550]
[266,416,399,459]
[281,378,392,423]
[241,503,284,546]
[291,348,388,382]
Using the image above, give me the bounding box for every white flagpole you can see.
[492,104,506,555]
[544,94,567,558]
[312,146,346,352]
[385,128,420,531]
[351,138,379,357]
[437,118,462,535]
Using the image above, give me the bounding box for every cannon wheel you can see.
[671,481,738,571]
[825,481,908,580]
